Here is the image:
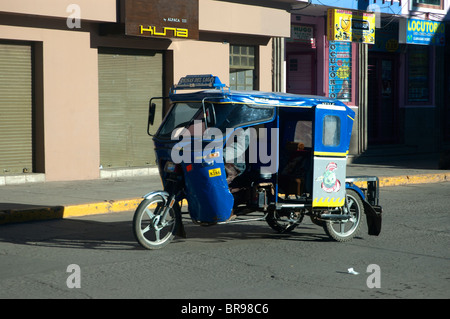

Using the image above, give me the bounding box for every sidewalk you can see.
[1,155,449,225]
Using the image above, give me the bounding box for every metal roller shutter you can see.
[0,43,33,174]
[98,48,163,168]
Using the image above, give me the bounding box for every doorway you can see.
[287,52,316,95]
[368,53,400,144]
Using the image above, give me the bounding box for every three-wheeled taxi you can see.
[133,75,382,249]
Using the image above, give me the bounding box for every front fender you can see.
[345,182,382,236]
[345,183,365,199]
[143,190,169,202]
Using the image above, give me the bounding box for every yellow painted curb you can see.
[63,198,142,218]
[380,173,450,187]
[62,198,190,218]
[353,172,450,188]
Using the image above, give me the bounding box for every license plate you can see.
[208,168,221,177]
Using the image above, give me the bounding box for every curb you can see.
[0,199,142,225]
[378,172,449,187]
[1,172,449,225]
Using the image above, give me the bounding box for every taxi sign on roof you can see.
[175,74,226,90]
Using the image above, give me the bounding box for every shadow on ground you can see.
[0,213,347,251]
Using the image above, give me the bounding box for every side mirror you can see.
[147,101,156,136]
[205,103,216,128]
[149,102,156,126]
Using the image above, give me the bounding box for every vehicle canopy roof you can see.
[169,75,355,118]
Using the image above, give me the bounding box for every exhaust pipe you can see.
[320,214,351,221]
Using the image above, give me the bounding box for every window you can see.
[157,102,202,138]
[323,115,341,147]
[412,0,443,10]
[230,45,255,91]
[214,103,274,132]
[407,45,430,103]
[294,121,312,148]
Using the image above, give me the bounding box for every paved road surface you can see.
[0,183,449,302]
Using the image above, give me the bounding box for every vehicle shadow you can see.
[0,214,346,251]
[175,217,334,245]
[0,217,139,250]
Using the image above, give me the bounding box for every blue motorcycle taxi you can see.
[133,75,382,249]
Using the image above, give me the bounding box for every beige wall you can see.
[199,0,290,37]
[170,40,230,86]
[0,0,116,22]
[170,37,273,94]
[0,24,100,181]
[259,38,273,92]
[0,0,290,182]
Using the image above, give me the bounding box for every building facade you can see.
[1,0,449,184]
[286,0,450,161]
[0,0,295,183]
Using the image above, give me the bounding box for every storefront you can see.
[287,8,373,155]
[288,3,448,158]
[445,21,450,144]
[398,17,445,154]
[367,20,405,145]
[0,42,34,175]
[286,16,323,95]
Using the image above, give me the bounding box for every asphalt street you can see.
[0,182,449,301]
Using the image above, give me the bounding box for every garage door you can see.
[0,42,33,174]
[98,48,163,168]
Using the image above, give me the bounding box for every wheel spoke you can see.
[347,198,354,208]
[144,207,154,219]
[154,229,161,242]
[162,219,175,227]
[336,222,342,234]
[141,224,151,234]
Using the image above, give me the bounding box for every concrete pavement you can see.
[1,154,449,225]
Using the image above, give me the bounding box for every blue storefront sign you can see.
[328,41,352,102]
[400,18,445,46]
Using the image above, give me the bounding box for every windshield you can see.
[156,102,274,139]
[214,103,274,132]
[157,102,202,138]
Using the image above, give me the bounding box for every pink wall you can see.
[288,15,326,97]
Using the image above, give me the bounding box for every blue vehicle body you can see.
[146,75,381,236]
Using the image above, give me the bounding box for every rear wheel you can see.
[323,189,363,242]
[266,210,303,233]
[133,194,180,250]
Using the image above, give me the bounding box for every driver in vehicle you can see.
[223,127,252,220]
[223,127,250,186]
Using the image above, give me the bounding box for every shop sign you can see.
[124,0,199,40]
[327,8,375,44]
[399,18,445,46]
[328,41,352,102]
[288,24,315,46]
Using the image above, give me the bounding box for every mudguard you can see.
[363,201,382,236]
[143,190,170,201]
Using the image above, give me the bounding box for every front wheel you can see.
[323,189,364,242]
[133,194,180,250]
